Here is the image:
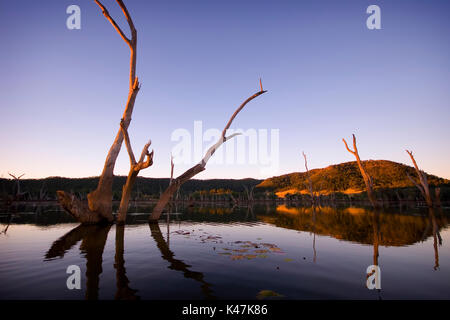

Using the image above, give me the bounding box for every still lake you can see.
[0,204,449,300]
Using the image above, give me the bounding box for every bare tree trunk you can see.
[57,191,105,224]
[8,173,25,199]
[243,185,255,203]
[342,134,378,208]
[302,152,315,206]
[117,119,153,224]
[435,188,441,208]
[149,82,267,222]
[406,150,433,208]
[57,0,140,223]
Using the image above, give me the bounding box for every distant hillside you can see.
[256,160,450,196]
[0,176,262,201]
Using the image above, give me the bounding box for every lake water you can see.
[0,204,449,300]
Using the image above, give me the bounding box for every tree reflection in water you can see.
[41,204,448,300]
[312,206,317,263]
[115,224,139,300]
[44,224,111,300]
[428,208,442,271]
[44,221,214,300]
[148,222,215,300]
[45,224,139,300]
[370,210,382,300]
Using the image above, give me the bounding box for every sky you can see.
[0,0,449,180]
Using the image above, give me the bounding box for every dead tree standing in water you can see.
[405,150,433,208]
[342,134,378,208]
[117,119,154,224]
[8,173,26,200]
[149,81,267,222]
[57,0,142,224]
[302,152,315,206]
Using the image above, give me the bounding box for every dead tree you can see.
[117,119,153,224]
[302,152,315,206]
[149,81,267,222]
[244,185,255,202]
[229,192,239,206]
[342,134,378,208]
[406,150,433,208]
[39,181,47,201]
[57,0,140,223]
[8,173,25,199]
[167,155,175,225]
[435,188,441,208]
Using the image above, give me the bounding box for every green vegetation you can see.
[257,160,449,194]
[2,160,449,203]
[0,176,262,201]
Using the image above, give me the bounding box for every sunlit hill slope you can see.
[256,160,449,196]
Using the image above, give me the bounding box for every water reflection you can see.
[370,210,382,299]
[45,224,111,300]
[428,208,443,271]
[149,223,215,299]
[29,204,450,299]
[311,207,317,263]
[43,221,214,300]
[115,225,139,300]
[265,205,447,289]
[261,205,448,246]
[0,214,12,235]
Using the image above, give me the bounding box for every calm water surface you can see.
[0,204,449,300]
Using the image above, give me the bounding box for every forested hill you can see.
[3,160,449,201]
[1,176,262,200]
[256,160,450,194]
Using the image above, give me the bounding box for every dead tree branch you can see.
[117,119,153,224]
[149,83,267,222]
[342,134,378,208]
[302,152,315,206]
[406,150,433,207]
[8,172,26,199]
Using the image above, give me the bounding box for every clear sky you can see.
[1,0,449,180]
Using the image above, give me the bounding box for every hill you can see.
[256,160,450,196]
[0,176,262,201]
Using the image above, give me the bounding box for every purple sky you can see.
[1,0,449,180]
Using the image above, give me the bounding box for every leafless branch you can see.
[302,151,315,205]
[406,150,433,207]
[342,134,377,208]
[94,0,132,47]
[150,82,267,221]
